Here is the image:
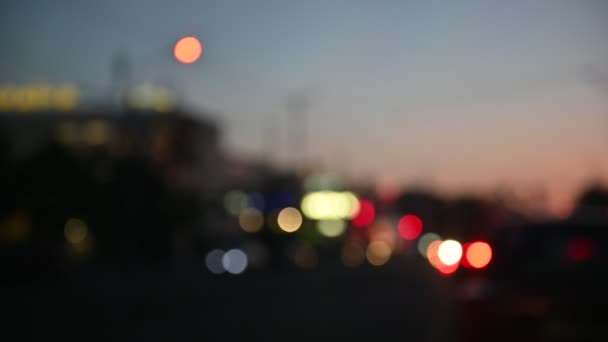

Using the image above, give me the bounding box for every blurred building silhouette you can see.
[569,184,608,224]
[0,107,221,274]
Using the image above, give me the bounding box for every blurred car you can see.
[457,221,608,342]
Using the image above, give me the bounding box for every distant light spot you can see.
[277,207,303,233]
[397,214,423,240]
[317,219,346,237]
[417,233,441,258]
[366,241,392,266]
[426,240,443,268]
[239,208,264,233]
[174,36,202,64]
[64,218,88,244]
[465,241,493,269]
[437,240,462,266]
[352,199,375,227]
[205,249,225,274]
[224,190,248,216]
[222,249,248,274]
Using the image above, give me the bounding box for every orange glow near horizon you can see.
[174,36,202,64]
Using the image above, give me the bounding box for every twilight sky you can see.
[2,0,608,213]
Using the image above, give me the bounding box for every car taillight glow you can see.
[464,241,492,269]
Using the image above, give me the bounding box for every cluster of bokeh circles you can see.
[207,182,492,275]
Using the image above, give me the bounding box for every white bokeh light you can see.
[437,240,463,266]
[222,249,248,274]
[205,249,225,274]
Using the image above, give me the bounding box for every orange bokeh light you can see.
[465,241,492,269]
[426,240,443,268]
[460,242,472,268]
[174,36,202,64]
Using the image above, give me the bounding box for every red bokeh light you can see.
[398,214,423,240]
[567,237,595,262]
[436,261,459,276]
[461,242,472,268]
[352,199,375,228]
[465,241,492,269]
[427,240,442,267]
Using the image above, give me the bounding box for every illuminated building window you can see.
[127,85,174,113]
[0,85,79,112]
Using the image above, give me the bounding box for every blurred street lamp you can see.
[174,36,203,64]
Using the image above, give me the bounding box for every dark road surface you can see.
[5,258,461,342]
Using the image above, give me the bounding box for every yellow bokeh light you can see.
[239,208,263,233]
[277,207,302,233]
[317,219,346,238]
[300,191,359,220]
[437,240,463,266]
[344,192,360,218]
[64,218,88,244]
[127,86,174,112]
[366,241,392,266]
